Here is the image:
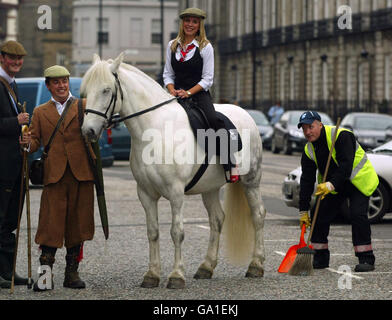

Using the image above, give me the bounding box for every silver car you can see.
[282,140,392,223]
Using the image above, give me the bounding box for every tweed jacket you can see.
[0,80,22,182]
[29,98,95,185]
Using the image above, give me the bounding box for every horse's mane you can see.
[81,58,171,102]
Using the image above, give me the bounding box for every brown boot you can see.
[33,248,56,292]
[63,246,85,289]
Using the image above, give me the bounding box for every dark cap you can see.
[0,40,27,56]
[297,111,321,129]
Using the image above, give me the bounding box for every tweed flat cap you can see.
[0,40,27,56]
[44,65,70,78]
[179,7,206,19]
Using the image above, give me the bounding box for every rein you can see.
[84,72,178,128]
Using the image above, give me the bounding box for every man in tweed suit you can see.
[23,65,95,291]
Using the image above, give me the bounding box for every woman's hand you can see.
[176,89,190,99]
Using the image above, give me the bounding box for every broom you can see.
[288,117,341,276]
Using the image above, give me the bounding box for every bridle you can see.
[84,72,124,128]
[84,72,178,129]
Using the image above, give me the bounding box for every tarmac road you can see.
[1,151,391,306]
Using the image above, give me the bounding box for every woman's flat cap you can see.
[179,7,206,19]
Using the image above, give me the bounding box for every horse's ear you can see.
[92,54,101,64]
[110,52,124,73]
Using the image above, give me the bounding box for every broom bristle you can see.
[288,246,315,276]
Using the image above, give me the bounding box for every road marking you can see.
[275,251,286,256]
[327,268,364,279]
[196,225,210,230]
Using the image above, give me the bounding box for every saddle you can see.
[178,98,242,192]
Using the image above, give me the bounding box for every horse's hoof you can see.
[194,267,213,279]
[166,277,185,289]
[245,266,264,278]
[141,276,160,288]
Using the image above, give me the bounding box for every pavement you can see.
[1,158,391,304]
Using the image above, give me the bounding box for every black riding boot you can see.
[0,250,29,285]
[63,245,85,289]
[33,246,56,292]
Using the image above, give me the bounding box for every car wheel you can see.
[340,182,389,224]
[283,137,292,155]
[271,137,280,154]
[368,182,389,223]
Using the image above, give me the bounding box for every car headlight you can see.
[289,129,304,138]
[358,137,375,146]
[264,129,273,138]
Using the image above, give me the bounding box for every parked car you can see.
[246,109,273,149]
[15,77,114,174]
[111,121,131,160]
[340,112,392,150]
[271,110,334,155]
[282,140,392,223]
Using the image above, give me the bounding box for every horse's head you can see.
[81,52,124,142]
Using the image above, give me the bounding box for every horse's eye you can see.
[103,88,111,94]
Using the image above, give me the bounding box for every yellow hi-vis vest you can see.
[304,125,379,196]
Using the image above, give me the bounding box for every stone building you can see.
[17,0,73,77]
[73,0,179,78]
[180,0,392,118]
[0,0,18,42]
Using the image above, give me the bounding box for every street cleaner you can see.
[297,111,378,272]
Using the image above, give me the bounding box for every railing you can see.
[217,8,392,56]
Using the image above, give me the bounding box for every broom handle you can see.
[306,117,341,245]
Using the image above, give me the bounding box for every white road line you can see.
[275,251,286,256]
[327,268,364,279]
[196,225,210,230]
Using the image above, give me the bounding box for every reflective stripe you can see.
[311,242,329,250]
[350,153,368,180]
[354,244,373,253]
[307,143,315,161]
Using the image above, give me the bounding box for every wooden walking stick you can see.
[24,132,32,289]
[10,102,31,293]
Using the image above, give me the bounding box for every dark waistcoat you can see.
[171,46,203,91]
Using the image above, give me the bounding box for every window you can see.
[151,19,161,44]
[385,55,391,101]
[97,18,109,45]
[130,18,143,47]
[312,61,318,102]
[81,18,91,46]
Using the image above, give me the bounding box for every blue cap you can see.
[297,111,322,129]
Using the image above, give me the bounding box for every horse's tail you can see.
[222,181,255,266]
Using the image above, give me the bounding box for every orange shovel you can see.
[278,224,309,273]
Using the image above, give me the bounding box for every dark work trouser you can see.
[310,182,373,256]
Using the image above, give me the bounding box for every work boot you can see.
[0,251,29,285]
[313,249,330,269]
[0,275,11,289]
[33,248,56,292]
[355,251,375,272]
[63,245,85,289]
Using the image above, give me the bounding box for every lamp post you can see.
[98,0,103,58]
[252,0,257,109]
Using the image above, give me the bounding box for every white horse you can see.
[81,53,266,289]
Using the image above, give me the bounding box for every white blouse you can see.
[163,39,214,91]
